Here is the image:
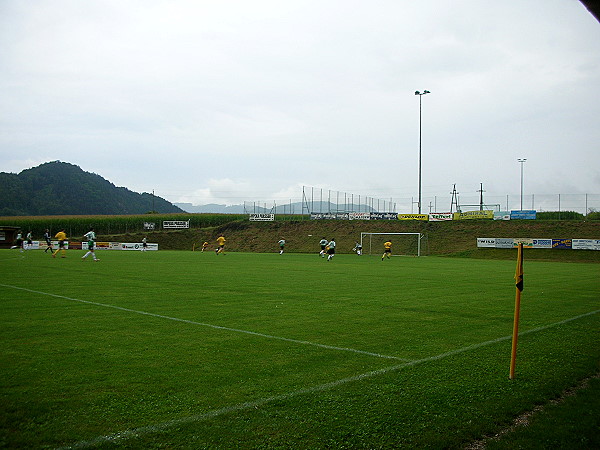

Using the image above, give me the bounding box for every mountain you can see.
[175,203,247,214]
[0,161,184,216]
[175,201,376,214]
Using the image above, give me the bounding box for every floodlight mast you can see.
[518,158,527,210]
[415,90,430,214]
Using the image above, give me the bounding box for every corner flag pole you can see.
[509,243,524,380]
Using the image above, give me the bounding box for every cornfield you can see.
[0,214,254,238]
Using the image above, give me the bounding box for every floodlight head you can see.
[424,90,430,94]
[415,91,421,95]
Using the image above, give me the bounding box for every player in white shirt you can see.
[319,237,328,257]
[82,228,99,261]
[326,238,336,261]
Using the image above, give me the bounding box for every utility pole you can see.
[477,183,485,211]
[450,184,459,213]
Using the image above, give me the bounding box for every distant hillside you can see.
[0,161,184,216]
[175,201,375,214]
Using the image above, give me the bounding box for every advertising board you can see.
[349,212,371,220]
[552,239,572,249]
[429,213,453,221]
[454,210,494,220]
[532,239,552,249]
[495,238,514,249]
[397,214,428,221]
[572,239,600,250]
[510,210,537,220]
[163,220,190,229]
[476,238,496,248]
[249,214,274,221]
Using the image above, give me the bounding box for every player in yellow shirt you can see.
[201,241,209,252]
[382,240,392,260]
[52,229,68,258]
[216,235,226,255]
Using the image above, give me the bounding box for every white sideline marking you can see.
[0,283,409,361]
[59,308,600,449]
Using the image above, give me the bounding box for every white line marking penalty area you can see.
[0,283,410,361]
[60,308,600,449]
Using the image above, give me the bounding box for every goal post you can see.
[360,232,423,257]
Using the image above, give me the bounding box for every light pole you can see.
[518,158,527,210]
[415,90,430,214]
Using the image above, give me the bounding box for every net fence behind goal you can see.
[360,232,423,257]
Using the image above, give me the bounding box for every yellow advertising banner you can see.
[453,210,494,220]
[397,214,429,221]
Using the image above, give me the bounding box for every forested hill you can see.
[0,161,184,216]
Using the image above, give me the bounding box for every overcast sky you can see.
[1,0,599,212]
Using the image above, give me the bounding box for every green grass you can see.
[487,375,600,449]
[0,249,598,448]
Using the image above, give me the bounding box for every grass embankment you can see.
[105,219,600,262]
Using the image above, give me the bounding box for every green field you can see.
[1,248,599,448]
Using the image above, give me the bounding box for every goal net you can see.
[360,232,423,257]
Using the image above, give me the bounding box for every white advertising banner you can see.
[163,220,190,229]
[494,211,511,220]
[476,238,496,248]
[249,214,275,221]
[349,212,371,220]
[429,213,453,221]
[572,239,600,250]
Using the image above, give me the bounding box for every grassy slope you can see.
[106,219,600,262]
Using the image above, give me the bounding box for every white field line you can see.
[0,283,409,361]
[59,308,600,449]
[0,253,27,262]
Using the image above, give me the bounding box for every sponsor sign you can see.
[429,213,453,221]
[163,220,190,229]
[454,210,494,220]
[494,211,511,220]
[371,212,398,220]
[397,214,428,221]
[495,238,514,249]
[23,240,41,249]
[532,239,552,249]
[552,239,572,249]
[249,214,274,221]
[513,238,534,248]
[310,213,349,220]
[144,222,156,230]
[510,210,537,220]
[349,212,371,220]
[572,239,600,250]
[120,242,159,251]
[477,238,496,248]
[50,240,70,249]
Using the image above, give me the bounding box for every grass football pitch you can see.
[1,249,599,448]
